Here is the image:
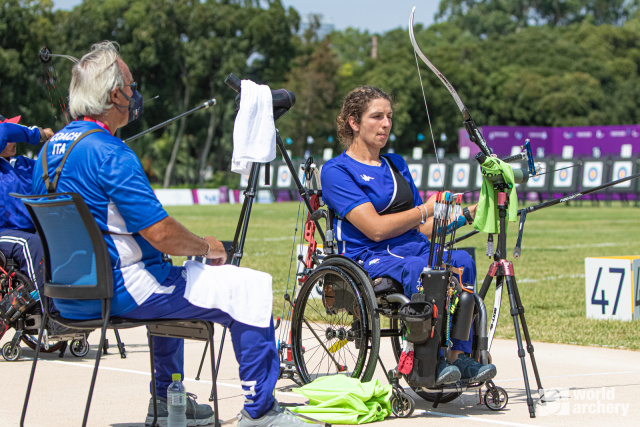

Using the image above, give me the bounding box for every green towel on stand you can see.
[473,156,518,234]
[291,375,393,424]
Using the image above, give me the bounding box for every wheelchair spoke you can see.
[292,262,380,384]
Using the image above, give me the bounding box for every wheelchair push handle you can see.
[224,73,296,121]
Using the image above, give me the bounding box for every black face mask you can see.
[119,83,143,124]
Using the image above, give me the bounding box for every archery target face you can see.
[613,160,633,188]
[240,174,249,188]
[428,163,446,188]
[277,165,292,188]
[408,164,423,187]
[526,161,547,188]
[582,161,603,188]
[475,164,483,188]
[553,162,574,188]
[451,163,470,188]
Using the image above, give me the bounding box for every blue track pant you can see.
[125,267,278,419]
[355,232,476,353]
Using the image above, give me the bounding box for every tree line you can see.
[2,0,640,187]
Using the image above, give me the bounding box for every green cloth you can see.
[473,156,518,234]
[291,375,393,424]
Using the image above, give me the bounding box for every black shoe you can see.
[453,353,497,383]
[435,357,461,385]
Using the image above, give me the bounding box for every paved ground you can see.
[1,326,639,427]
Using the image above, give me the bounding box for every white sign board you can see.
[195,189,220,205]
[585,256,640,321]
[562,145,574,159]
[257,189,274,204]
[154,189,194,206]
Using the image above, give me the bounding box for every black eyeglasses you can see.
[122,82,139,92]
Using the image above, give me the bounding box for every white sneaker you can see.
[237,401,307,427]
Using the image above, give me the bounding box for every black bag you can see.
[405,270,449,388]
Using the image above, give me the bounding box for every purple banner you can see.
[459,124,640,158]
[552,125,640,156]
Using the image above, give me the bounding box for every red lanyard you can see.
[80,117,111,134]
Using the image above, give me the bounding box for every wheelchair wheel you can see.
[21,335,65,353]
[485,386,508,410]
[390,390,415,417]
[70,338,90,357]
[2,342,21,361]
[292,257,380,384]
[389,317,461,404]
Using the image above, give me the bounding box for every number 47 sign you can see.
[585,257,640,321]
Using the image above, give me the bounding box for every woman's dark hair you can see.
[336,86,393,149]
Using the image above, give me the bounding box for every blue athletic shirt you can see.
[0,123,42,231]
[320,152,424,259]
[31,120,171,319]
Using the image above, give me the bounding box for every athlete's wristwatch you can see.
[462,207,474,225]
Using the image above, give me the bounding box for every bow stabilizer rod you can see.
[123,98,216,143]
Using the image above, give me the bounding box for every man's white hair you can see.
[68,41,125,119]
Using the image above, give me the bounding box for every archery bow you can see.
[39,47,74,125]
[410,7,492,158]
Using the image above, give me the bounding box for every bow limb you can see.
[409,7,493,157]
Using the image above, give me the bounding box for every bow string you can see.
[409,7,493,159]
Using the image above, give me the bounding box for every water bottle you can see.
[167,373,187,427]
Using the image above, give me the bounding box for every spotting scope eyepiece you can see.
[224,73,296,121]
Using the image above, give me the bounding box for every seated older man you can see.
[31,41,304,427]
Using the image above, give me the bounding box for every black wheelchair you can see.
[219,74,507,417]
[277,162,508,417]
[0,250,93,361]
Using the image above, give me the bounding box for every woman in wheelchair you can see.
[320,86,497,386]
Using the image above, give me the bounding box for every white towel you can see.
[231,80,276,174]
[183,261,273,328]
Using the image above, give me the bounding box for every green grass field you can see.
[166,201,640,350]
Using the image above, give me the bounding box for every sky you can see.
[52,1,439,34]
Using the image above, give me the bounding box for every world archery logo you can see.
[360,174,374,182]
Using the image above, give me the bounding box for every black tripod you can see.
[477,184,545,418]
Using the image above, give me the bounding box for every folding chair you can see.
[12,192,220,427]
